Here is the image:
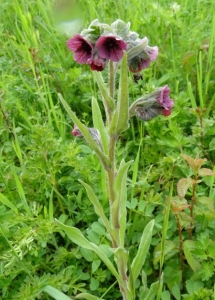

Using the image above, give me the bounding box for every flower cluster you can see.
[67,19,158,72]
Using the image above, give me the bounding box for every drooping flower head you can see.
[129,85,174,121]
[96,35,127,62]
[67,34,93,64]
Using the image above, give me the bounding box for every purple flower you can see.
[128,40,158,72]
[96,35,127,62]
[67,34,93,64]
[156,85,174,116]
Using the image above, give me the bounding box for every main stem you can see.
[106,62,132,300]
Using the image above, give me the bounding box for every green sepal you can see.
[92,96,109,155]
[58,94,111,170]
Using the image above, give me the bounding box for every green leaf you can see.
[0,193,18,213]
[144,281,159,300]
[42,285,72,300]
[58,94,111,170]
[161,290,171,300]
[183,240,201,272]
[108,109,118,136]
[79,180,113,238]
[116,51,129,134]
[112,160,133,246]
[130,219,154,283]
[75,293,105,300]
[171,283,181,300]
[92,96,109,155]
[92,259,101,273]
[186,280,204,295]
[90,278,100,291]
[55,219,124,287]
[91,222,106,236]
[94,72,114,112]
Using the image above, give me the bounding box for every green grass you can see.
[1,0,215,299]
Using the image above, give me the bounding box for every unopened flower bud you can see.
[72,124,103,151]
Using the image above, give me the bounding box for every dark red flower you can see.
[67,34,93,64]
[156,85,174,116]
[88,52,107,71]
[96,35,127,62]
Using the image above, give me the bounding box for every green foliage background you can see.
[1,0,215,299]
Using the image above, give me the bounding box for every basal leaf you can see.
[55,219,123,287]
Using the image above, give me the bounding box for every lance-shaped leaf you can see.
[55,219,124,288]
[130,219,154,283]
[42,285,73,300]
[94,72,115,112]
[58,94,111,170]
[78,180,115,241]
[112,160,133,246]
[116,51,129,134]
[75,293,105,300]
[127,39,148,61]
[92,96,109,155]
